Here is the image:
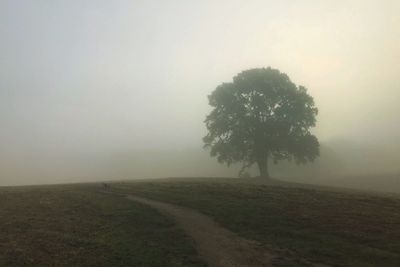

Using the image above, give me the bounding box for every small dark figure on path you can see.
[102,183,110,191]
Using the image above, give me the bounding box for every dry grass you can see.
[2,177,399,267]
[114,178,400,267]
[0,184,206,267]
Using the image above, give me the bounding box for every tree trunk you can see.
[257,157,269,178]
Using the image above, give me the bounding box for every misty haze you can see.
[1,1,400,266]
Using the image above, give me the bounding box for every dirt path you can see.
[126,195,274,267]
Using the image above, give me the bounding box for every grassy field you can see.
[0,185,206,267]
[1,178,400,267]
[112,178,400,267]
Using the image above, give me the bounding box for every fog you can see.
[1,1,399,188]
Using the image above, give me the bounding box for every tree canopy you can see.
[203,67,319,178]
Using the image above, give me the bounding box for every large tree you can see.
[203,67,319,178]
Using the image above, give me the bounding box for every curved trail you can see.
[126,195,274,267]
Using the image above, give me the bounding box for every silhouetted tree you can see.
[203,67,319,178]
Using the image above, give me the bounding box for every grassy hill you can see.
[114,178,400,267]
[0,185,205,267]
[1,178,400,266]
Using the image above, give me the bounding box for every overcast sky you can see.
[1,0,399,184]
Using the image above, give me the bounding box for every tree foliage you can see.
[203,67,319,178]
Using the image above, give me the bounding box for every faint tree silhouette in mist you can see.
[204,67,319,178]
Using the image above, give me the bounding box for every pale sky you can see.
[1,0,399,184]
